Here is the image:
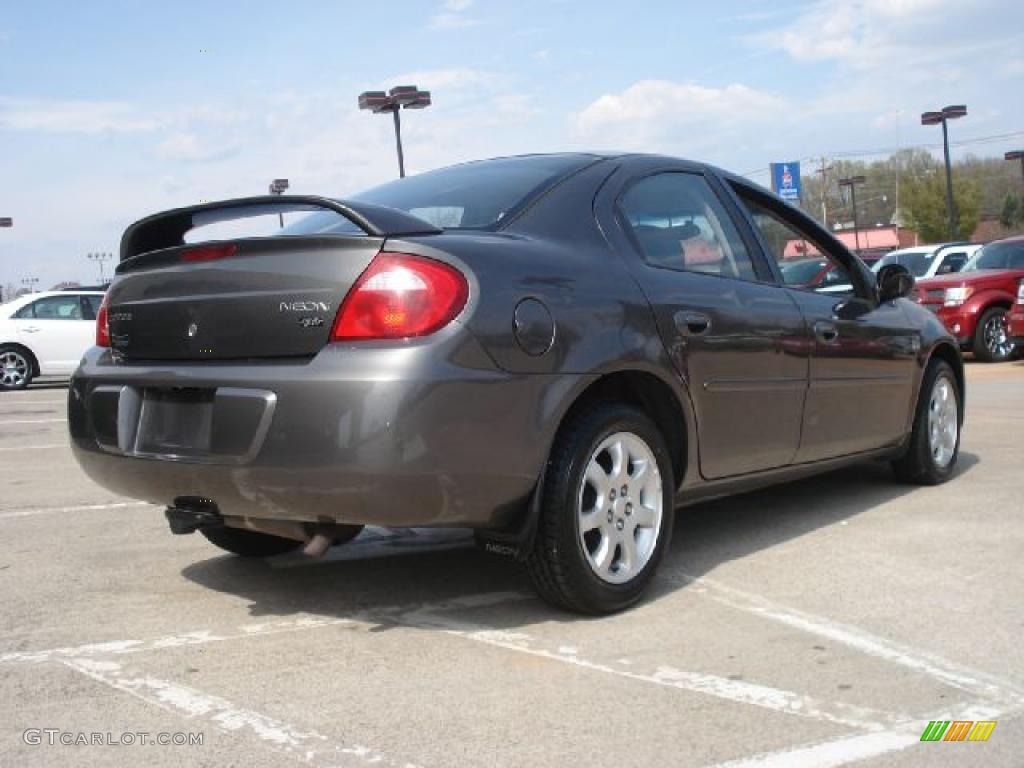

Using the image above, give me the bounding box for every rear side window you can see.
[619,173,757,280]
[281,154,596,234]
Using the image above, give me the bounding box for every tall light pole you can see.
[839,175,866,254]
[21,277,39,293]
[1006,150,1024,184]
[268,178,289,227]
[86,252,113,283]
[921,105,967,240]
[358,85,432,178]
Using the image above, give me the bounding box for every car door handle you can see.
[814,321,839,343]
[674,311,711,336]
[22,326,40,333]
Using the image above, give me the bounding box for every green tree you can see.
[901,172,980,243]
[1000,193,1021,229]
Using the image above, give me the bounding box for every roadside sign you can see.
[770,162,802,202]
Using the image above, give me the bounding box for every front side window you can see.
[736,194,855,295]
[619,173,757,280]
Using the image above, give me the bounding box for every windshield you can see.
[872,250,935,277]
[962,241,1024,272]
[279,154,597,235]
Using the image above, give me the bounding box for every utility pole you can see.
[816,157,833,227]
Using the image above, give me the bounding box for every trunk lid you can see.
[109,236,384,361]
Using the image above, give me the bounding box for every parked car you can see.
[914,235,1024,362]
[0,290,107,390]
[873,243,979,280]
[69,153,963,614]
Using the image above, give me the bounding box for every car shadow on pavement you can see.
[180,452,979,628]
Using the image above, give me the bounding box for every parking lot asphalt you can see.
[1,363,1022,768]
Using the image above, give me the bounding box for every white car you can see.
[0,290,106,390]
[871,243,981,280]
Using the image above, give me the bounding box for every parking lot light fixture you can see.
[86,251,113,283]
[358,85,432,179]
[838,175,867,254]
[21,277,39,293]
[268,179,290,228]
[1006,150,1024,183]
[921,104,967,240]
[0,217,11,228]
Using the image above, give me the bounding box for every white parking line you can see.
[673,572,1024,705]
[0,421,68,428]
[398,606,912,731]
[0,501,151,521]
[63,658,421,768]
[699,704,1005,768]
[0,443,66,451]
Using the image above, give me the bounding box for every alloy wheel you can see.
[0,350,29,389]
[577,432,663,585]
[927,375,958,468]
[983,313,1013,360]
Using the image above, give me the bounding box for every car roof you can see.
[2,290,103,309]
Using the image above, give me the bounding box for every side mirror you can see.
[877,263,915,302]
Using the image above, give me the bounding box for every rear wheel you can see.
[892,359,961,485]
[972,307,1014,362]
[200,526,303,558]
[0,346,33,391]
[527,403,674,614]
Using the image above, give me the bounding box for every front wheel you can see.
[972,307,1014,362]
[0,346,33,391]
[892,359,961,485]
[527,403,674,614]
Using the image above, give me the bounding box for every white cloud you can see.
[571,80,788,160]
[430,12,478,29]
[156,132,241,163]
[430,0,478,29]
[0,98,160,134]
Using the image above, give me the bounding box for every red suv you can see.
[914,235,1024,362]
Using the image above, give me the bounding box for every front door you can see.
[614,171,810,479]
[731,186,919,461]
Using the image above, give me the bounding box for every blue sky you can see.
[1,0,1023,288]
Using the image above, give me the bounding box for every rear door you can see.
[610,168,810,479]
[728,183,919,461]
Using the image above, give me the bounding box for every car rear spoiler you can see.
[119,195,442,260]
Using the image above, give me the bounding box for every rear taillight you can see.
[331,252,468,340]
[96,293,110,347]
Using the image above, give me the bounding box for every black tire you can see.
[892,359,961,485]
[0,345,34,391]
[972,307,1014,362]
[200,526,303,557]
[526,402,675,614]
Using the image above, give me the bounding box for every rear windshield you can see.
[280,154,596,235]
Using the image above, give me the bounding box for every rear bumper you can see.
[70,329,581,529]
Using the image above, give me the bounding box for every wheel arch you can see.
[926,341,965,414]
[554,369,689,489]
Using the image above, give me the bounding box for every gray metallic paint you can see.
[68,154,963,535]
